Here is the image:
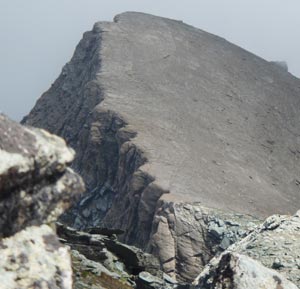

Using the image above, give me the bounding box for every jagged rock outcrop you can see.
[56,222,162,277]
[0,114,84,288]
[193,211,300,288]
[148,202,259,282]
[225,211,300,286]
[23,12,300,281]
[195,252,298,289]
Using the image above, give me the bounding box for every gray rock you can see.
[208,223,225,240]
[148,202,259,282]
[86,227,125,237]
[71,250,120,287]
[219,236,231,250]
[195,252,298,289]
[163,273,178,285]
[226,211,300,287]
[136,271,165,289]
[0,225,72,289]
[71,249,128,289]
[0,115,85,288]
[0,114,84,238]
[136,271,181,289]
[59,224,183,289]
[57,222,162,278]
[23,12,300,281]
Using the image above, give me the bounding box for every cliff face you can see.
[23,12,300,281]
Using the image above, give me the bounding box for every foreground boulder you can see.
[0,114,84,238]
[0,114,84,288]
[23,12,300,281]
[0,225,72,289]
[195,252,298,289]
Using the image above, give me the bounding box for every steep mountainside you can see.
[23,12,300,281]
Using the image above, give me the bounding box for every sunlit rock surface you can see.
[226,211,300,286]
[195,252,298,289]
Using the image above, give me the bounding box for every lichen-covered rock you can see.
[0,114,85,288]
[0,114,84,237]
[195,252,298,289]
[225,211,300,286]
[0,225,72,289]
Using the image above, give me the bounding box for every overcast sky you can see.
[1,0,299,121]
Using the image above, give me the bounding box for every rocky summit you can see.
[18,11,300,286]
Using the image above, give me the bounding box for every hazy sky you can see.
[1,0,299,121]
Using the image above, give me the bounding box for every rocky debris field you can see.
[56,214,300,289]
[56,222,184,289]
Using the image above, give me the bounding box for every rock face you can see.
[23,12,300,281]
[195,252,298,289]
[0,114,84,288]
[148,202,259,281]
